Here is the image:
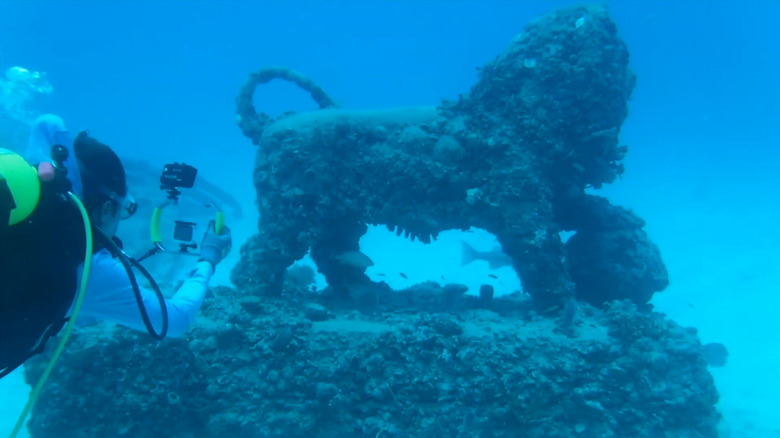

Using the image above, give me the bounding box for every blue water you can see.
[1,1,779,436]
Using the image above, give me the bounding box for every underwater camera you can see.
[160,162,197,194]
[173,220,197,243]
[142,163,223,257]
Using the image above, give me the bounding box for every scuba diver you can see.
[0,114,233,379]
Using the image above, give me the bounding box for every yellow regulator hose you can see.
[8,193,93,438]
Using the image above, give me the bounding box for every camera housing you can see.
[160,163,197,190]
[173,220,196,242]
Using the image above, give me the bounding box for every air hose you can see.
[107,239,168,340]
[8,192,93,438]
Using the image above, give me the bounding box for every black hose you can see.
[98,231,169,340]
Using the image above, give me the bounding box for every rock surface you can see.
[25,283,719,438]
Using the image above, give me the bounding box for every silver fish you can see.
[461,241,512,270]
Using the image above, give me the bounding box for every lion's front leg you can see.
[309,218,374,298]
[496,210,575,312]
[230,211,311,297]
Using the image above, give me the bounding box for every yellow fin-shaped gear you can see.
[0,148,41,225]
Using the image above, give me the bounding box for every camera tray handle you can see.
[145,201,224,258]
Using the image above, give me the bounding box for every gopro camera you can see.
[160,163,197,190]
[173,220,196,242]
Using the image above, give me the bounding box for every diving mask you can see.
[97,186,137,220]
[113,192,137,220]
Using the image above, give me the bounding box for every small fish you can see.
[488,274,498,279]
[461,241,513,270]
[399,273,408,279]
[377,273,386,277]
[334,250,374,268]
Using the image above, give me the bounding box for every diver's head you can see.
[73,131,135,238]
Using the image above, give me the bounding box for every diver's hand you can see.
[199,221,232,269]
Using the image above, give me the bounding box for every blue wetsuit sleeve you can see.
[71,251,214,337]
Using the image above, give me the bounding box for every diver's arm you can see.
[71,250,213,337]
[162,260,214,336]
